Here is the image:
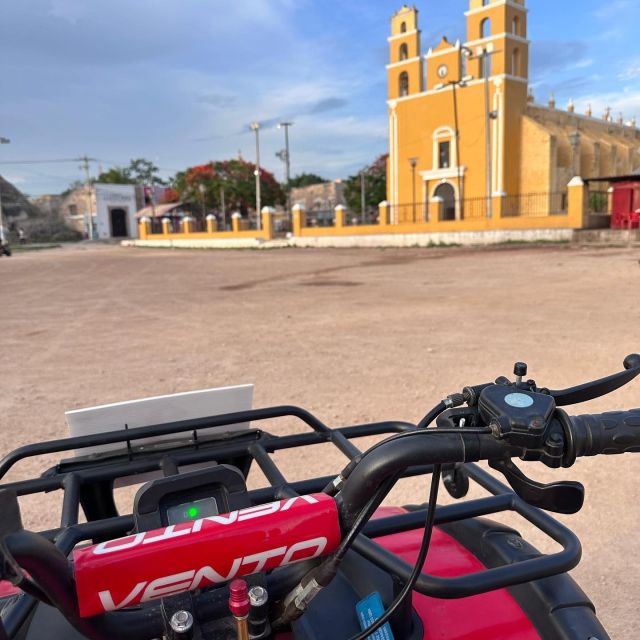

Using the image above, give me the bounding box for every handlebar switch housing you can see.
[479,386,556,451]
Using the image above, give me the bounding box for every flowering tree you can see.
[158,187,180,204]
[173,159,284,217]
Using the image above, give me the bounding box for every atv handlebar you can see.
[569,409,640,457]
[338,409,640,526]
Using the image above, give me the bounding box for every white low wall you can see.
[122,238,268,249]
[289,228,573,248]
[123,228,573,250]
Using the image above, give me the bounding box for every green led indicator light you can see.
[187,506,199,519]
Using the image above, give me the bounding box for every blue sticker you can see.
[355,592,395,640]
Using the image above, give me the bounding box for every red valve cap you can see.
[229,578,250,617]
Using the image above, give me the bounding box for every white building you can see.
[94,184,139,240]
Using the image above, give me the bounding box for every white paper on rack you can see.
[65,384,253,486]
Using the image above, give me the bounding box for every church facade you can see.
[387,0,640,224]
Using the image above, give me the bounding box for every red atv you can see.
[0,355,639,639]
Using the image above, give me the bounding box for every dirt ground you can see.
[1,242,639,638]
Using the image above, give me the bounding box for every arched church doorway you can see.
[434,183,456,221]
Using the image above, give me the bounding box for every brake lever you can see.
[489,458,584,514]
[547,353,640,406]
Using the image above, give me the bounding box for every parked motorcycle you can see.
[0,355,638,639]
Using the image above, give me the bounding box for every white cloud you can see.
[574,88,640,122]
[618,59,640,81]
[593,0,633,19]
[574,58,593,69]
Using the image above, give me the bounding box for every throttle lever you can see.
[489,458,584,514]
[548,353,640,406]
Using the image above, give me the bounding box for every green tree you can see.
[288,173,326,188]
[96,158,165,185]
[173,159,284,217]
[128,158,165,185]
[96,166,135,184]
[343,154,388,214]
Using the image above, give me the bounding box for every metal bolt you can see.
[249,585,268,607]
[170,610,194,633]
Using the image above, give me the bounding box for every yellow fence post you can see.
[567,177,587,228]
[138,216,151,239]
[335,204,346,229]
[161,217,171,236]
[607,186,614,214]
[378,201,389,227]
[261,206,275,240]
[206,214,217,233]
[292,204,306,236]
[429,196,443,222]
[182,216,193,234]
[231,212,242,233]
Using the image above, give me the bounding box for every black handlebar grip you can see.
[570,410,640,457]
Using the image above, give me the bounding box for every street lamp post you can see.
[278,122,293,227]
[250,122,261,230]
[409,157,418,221]
[0,137,10,243]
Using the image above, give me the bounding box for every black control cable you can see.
[347,464,442,640]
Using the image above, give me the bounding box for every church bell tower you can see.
[387,5,423,100]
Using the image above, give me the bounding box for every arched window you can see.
[433,127,455,169]
[512,16,520,35]
[480,18,491,39]
[400,21,407,33]
[512,48,520,76]
[399,43,408,60]
[399,72,409,97]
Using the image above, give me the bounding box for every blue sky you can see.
[0,0,638,196]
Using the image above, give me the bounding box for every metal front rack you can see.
[0,405,581,636]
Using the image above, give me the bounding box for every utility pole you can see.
[198,183,206,219]
[451,82,463,219]
[278,122,293,226]
[80,155,94,240]
[220,184,226,230]
[360,170,366,224]
[0,137,10,243]
[480,48,496,219]
[148,184,157,219]
[435,46,473,220]
[250,122,261,230]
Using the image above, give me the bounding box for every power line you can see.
[0,157,98,165]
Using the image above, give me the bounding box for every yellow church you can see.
[387,0,640,225]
